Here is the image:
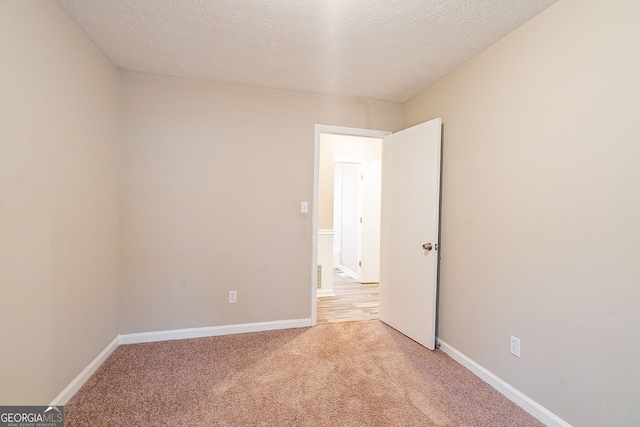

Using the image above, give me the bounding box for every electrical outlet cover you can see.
[510,335,521,358]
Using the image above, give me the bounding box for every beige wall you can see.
[403,1,640,425]
[119,71,401,333]
[318,136,336,231]
[0,1,120,404]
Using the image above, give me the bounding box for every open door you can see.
[379,118,442,350]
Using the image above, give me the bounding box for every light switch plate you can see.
[301,202,309,214]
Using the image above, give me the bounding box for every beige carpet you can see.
[66,321,543,426]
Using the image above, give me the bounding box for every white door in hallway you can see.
[357,161,382,283]
[379,118,442,350]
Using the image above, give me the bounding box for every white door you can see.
[379,118,442,350]
[357,162,381,283]
[339,163,361,276]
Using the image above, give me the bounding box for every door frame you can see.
[311,125,391,326]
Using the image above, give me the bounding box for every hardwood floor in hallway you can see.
[316,269,379,324]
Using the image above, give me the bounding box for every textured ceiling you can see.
[56,0,557,103]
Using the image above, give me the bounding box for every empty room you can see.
[1,1,639,426]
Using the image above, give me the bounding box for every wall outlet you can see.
[228,290,237,304]
[510,335,521,358]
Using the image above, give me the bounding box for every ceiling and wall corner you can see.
[55,0,557,103]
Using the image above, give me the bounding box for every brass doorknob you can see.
[422,243,433,251]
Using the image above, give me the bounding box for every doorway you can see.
[311,125,391,325]
[316,270,379,324]
[312,120,443,349]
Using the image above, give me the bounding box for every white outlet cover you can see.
[510,335,521,358]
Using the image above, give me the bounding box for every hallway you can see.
[316,269,379,324]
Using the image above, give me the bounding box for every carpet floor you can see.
[66,320,544,426]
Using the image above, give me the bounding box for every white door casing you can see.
[379,118,442,350]
[311,125,391,326]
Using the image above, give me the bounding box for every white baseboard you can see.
[437,339,571,427]
[119,318,312,345]
[317,289,336,297]
[318,229,335,235]
[50,335,119,406]
[337,264,358,280]
[52,319,312,404]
